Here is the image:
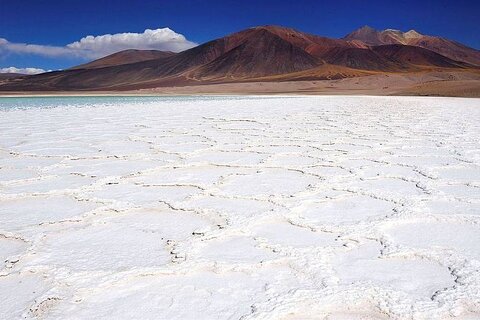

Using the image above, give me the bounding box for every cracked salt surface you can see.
[0,95,479,319]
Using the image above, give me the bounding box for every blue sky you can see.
[1,0,479,73]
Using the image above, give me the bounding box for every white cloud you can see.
[0,67,49,75]
[0,28,197,60]
[0,40,78,57]
[67,28,196,57]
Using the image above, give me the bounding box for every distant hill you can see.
[0,25,478,91]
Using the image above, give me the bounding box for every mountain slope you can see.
[372,44,469,68]
[406,37,480,66]
[320,47,401,71]
[71,49,176,70]
[344,26,480,65]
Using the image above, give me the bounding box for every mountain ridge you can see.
[0,25,478,91]
[343,26,480,65]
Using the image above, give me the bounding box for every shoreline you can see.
[1,71,479,98]
[0,92,478,99]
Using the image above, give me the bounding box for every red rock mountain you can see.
[0,25,477,91]
[344,26,480,66]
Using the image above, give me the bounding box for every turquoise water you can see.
[0,96,213,110]
[0,95,288,110]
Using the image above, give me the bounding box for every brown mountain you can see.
[188,27,321,79]
[70,49,176,70]
[344,26,480,66]
[0,25,476,91]
[371,44,469,68]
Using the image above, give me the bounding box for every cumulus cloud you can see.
[67,28,196,57]
[0,67,48,75]
[0,28,197,60]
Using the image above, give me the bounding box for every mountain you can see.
[70,49,176,70]
[344,26,480,66]
[188,27,321,79]
[0,25,477,91]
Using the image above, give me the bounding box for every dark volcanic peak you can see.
[193,27,319,79]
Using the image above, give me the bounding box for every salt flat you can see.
[0,95,479,319]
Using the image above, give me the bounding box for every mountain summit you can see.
[343,26,425,45]
[344,26,480,65]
